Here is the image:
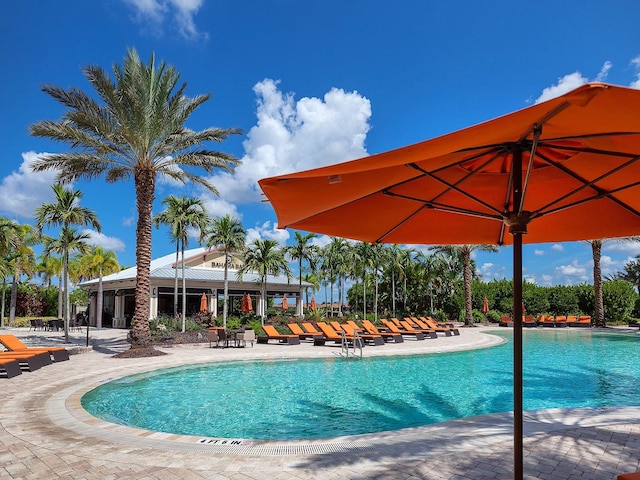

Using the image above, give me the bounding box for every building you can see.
[80,247,307,328]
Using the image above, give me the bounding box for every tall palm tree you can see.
[285,231,318,317]
[201,215,246,328]
[35,185,100,342]
[431,244,498,326]
[29,49,240,351]
[0,217,20,328]
[7,224,37,326]
[238,239,291,325]
[586,237,640,327]
[153,195,208,332]
[78,247,120,328]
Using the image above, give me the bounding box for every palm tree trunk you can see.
[9,274,17,326]
[173,245,179,318]
[181,242,186,333]
[57,275,63,319]
[96,274,104,329]
[131,168,154,349]
[223,249,229,329]
[463,255,473,326]
[1,278,5,328]
[592,241,605,327]
[62,247,70,342]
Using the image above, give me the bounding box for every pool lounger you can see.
[258,325,301,345]
[0,334,70,362]
[0,358,22,378]
[0,351,52,371]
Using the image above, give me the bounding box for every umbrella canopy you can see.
[482,297,490,314]
[259,83,640,480]
[310,297,316,311]
[281,294,288,311]
[199,293,207,312]
[241,293,253,314]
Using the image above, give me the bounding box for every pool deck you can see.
[1,324,639,479]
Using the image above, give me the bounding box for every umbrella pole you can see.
[512,147,524,480]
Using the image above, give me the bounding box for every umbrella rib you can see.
[406,162,505,217]
[383,190,504,221]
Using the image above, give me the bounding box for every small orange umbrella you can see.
[310,297,316,311]
[482,297,489,314]
[281,294,288,311]
[246,294,253,313]
[199,293,207,312]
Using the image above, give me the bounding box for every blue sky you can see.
[2,0,640,290]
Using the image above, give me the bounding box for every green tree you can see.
[239,239,291,325]
[0,217,20,327]
[7,224,37,326]
[285,231,319,317]
[79,247,120,328]
[153,195,208,331]
[35,185,100,342]
[430,244,498,325]
[29,49,240,351]
[201,215,246,328]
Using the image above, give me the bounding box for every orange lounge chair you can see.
[0,351,52,371]
[287,323,322,340]
[419,317,460,336]
[569,315,592,328]
[380,319,425,340]
[554,315,568,327]
[0,334,70,361]
[315,322,365,347]
[338,322,385,346]
[301,322,323,336]
[523,315,537,328]
[346,320,363,332]
[400,319,437,339]
[617,473,640,480]
[499,315,513,327]
[259,325,300,345]
[537,315,555,327]
[0,358,22,378]
[361,320,404,343]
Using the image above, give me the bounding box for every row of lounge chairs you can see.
[257,317,460,347]
[499,315,592,328]
[0,334,70,378]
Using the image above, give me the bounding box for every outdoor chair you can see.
[418,317,459,336]
[235,329,255,348]
[380,319,426,340]
[287,323,321,341]
[207,329,219,348]
[361,320,404,343]
[0,358,22,378]
[0,334,70,362]
[259,325,300,345]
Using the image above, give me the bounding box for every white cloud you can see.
[123,0,207,40]
[631,56,640,89]
[534,249,544,256]
[83,229,126,252]
[555,259,588,282]
[200,197,240,221]
[0,151,61,220]
[535,61,613,103]
[604,240,640,256]
[202,79,372,206]
[246,220,290,246]
[551,244,564,252]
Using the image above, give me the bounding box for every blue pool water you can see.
[81,330,640,440]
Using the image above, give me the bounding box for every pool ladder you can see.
[340,329,363,359]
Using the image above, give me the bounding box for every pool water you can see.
[81,329,640,440]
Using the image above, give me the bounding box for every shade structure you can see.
[281,294,288,311]
[310,297,316,311]
[199,293,207,312]
[259,83,640,480]
[482,297,490,314]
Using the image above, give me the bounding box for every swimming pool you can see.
[81,329,640,440]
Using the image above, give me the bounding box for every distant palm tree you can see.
[285,231,319,317]
[36,252,63,320]
[586,237,640,327]
[431,244,498,326]
[153,195,208,331]
[7,224,37,327]
[0,217,20,328]
[79,247,120,328]
[35,185,100,342]
[29,48,240,352]
[201,215,246,328]
[239,239,291,325]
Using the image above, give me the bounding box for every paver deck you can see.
[0,325,639,479]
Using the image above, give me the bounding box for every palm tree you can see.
[78,247,120,329]
[0,217,20,328]
[153,195,208,332]
[238,239,291,325]
[29,49,240,351]
[618,254,640,294]
[586,237,640,327]
[285,231,318,316]
[201,215,246,328]
[6,224,37,327]
[35,185,100,342]
[431,244,498,326]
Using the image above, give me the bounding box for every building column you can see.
[296,295,303,317]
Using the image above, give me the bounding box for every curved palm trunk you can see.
[131,168,154,349]
[463,254,473,326]
[223,249,229,328]
[592,241,605,327]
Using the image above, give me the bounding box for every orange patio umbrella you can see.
[281,294,288,311]
[259,83,640,480]
[199,293,207,312]
[482,297,489,314]
[310,297,316,311]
